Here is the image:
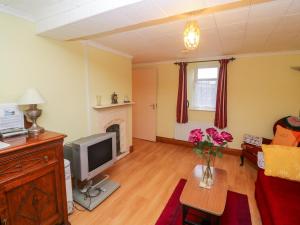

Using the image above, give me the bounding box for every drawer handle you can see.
[44,155,49,162]
[32,194,39,206]
[1,218,7,225]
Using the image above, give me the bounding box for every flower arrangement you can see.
[189,127,233,188]
[189,128,233,158]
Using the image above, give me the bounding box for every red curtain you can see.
[176,62,188,123]
[214,59,230,129]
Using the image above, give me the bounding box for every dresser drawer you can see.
[0,143,59,182]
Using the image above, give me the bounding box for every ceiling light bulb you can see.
[184,21,200,50]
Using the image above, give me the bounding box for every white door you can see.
[132,68,157,141]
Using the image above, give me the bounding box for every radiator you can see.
[174,121,224,141]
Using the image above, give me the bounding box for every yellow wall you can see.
[87,46,132,146]
[0,13,87,141]
[134,54,300,149]
[0,13,132,144]
[227,55,300,148]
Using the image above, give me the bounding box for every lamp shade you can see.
[183,21,200,50]
[18,88,45,105]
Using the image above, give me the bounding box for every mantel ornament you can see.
[111,92,118,104]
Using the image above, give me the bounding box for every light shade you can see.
[183,21,200,50]
[18,88,45,105]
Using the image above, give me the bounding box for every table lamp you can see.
[18,88,45,135]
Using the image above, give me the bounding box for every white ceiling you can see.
[1,0,300,63]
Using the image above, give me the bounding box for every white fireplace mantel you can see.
[93,102,134,110]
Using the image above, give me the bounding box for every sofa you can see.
[241,116,300,166]
[255,169,300,225]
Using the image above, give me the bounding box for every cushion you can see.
[257,151,264,169]
[262,144,300,182]
[272,125,300,146]
[286,116,300,128]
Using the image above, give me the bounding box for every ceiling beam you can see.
[36,0,143,34]
[68,0,273,41]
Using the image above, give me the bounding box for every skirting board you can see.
[156,136,241,156]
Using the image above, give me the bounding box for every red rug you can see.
[156,179,252,225]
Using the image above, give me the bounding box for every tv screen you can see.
[87,138,113,172]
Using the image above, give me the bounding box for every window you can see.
[191,67,219,111]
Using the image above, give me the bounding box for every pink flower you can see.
[211,132,224,145]
[206,127,218,137]
[221,131,233,142]
[188,129,204,144]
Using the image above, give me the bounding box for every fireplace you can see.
[92,104,131,160]
[106,124,121,156]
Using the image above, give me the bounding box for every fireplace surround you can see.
[92,104,131,159]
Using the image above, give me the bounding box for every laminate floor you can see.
[69,138,261,225]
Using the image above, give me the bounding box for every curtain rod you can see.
[174,57,235,65]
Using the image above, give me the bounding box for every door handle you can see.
[149,104,156,110]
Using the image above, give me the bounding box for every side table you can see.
[180,167,228,225]
[240,138,272,167]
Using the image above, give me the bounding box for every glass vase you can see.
[199,156,214,189]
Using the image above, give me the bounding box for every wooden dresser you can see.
[0,131,70,225]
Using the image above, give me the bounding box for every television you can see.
[71,132,117,181]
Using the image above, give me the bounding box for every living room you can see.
[0,0,299,225]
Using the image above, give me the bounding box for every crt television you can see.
[71,133,116,181]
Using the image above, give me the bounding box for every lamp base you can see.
[25,104,44,136]
[28,124,45,136]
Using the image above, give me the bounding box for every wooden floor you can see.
[69,139,261,225]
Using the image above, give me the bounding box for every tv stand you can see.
[73,176,120,211]
[80,174,109,193]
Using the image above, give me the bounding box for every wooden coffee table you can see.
[180,166,228,225]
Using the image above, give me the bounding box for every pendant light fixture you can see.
[183,20,200,50]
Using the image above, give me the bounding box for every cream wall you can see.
[0,13,132,144]
[134,54,300,149]
[227,54,300,148]
[87,46,132,146]
[0,13,87,141]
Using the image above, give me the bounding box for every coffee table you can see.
[180,166,228,225]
